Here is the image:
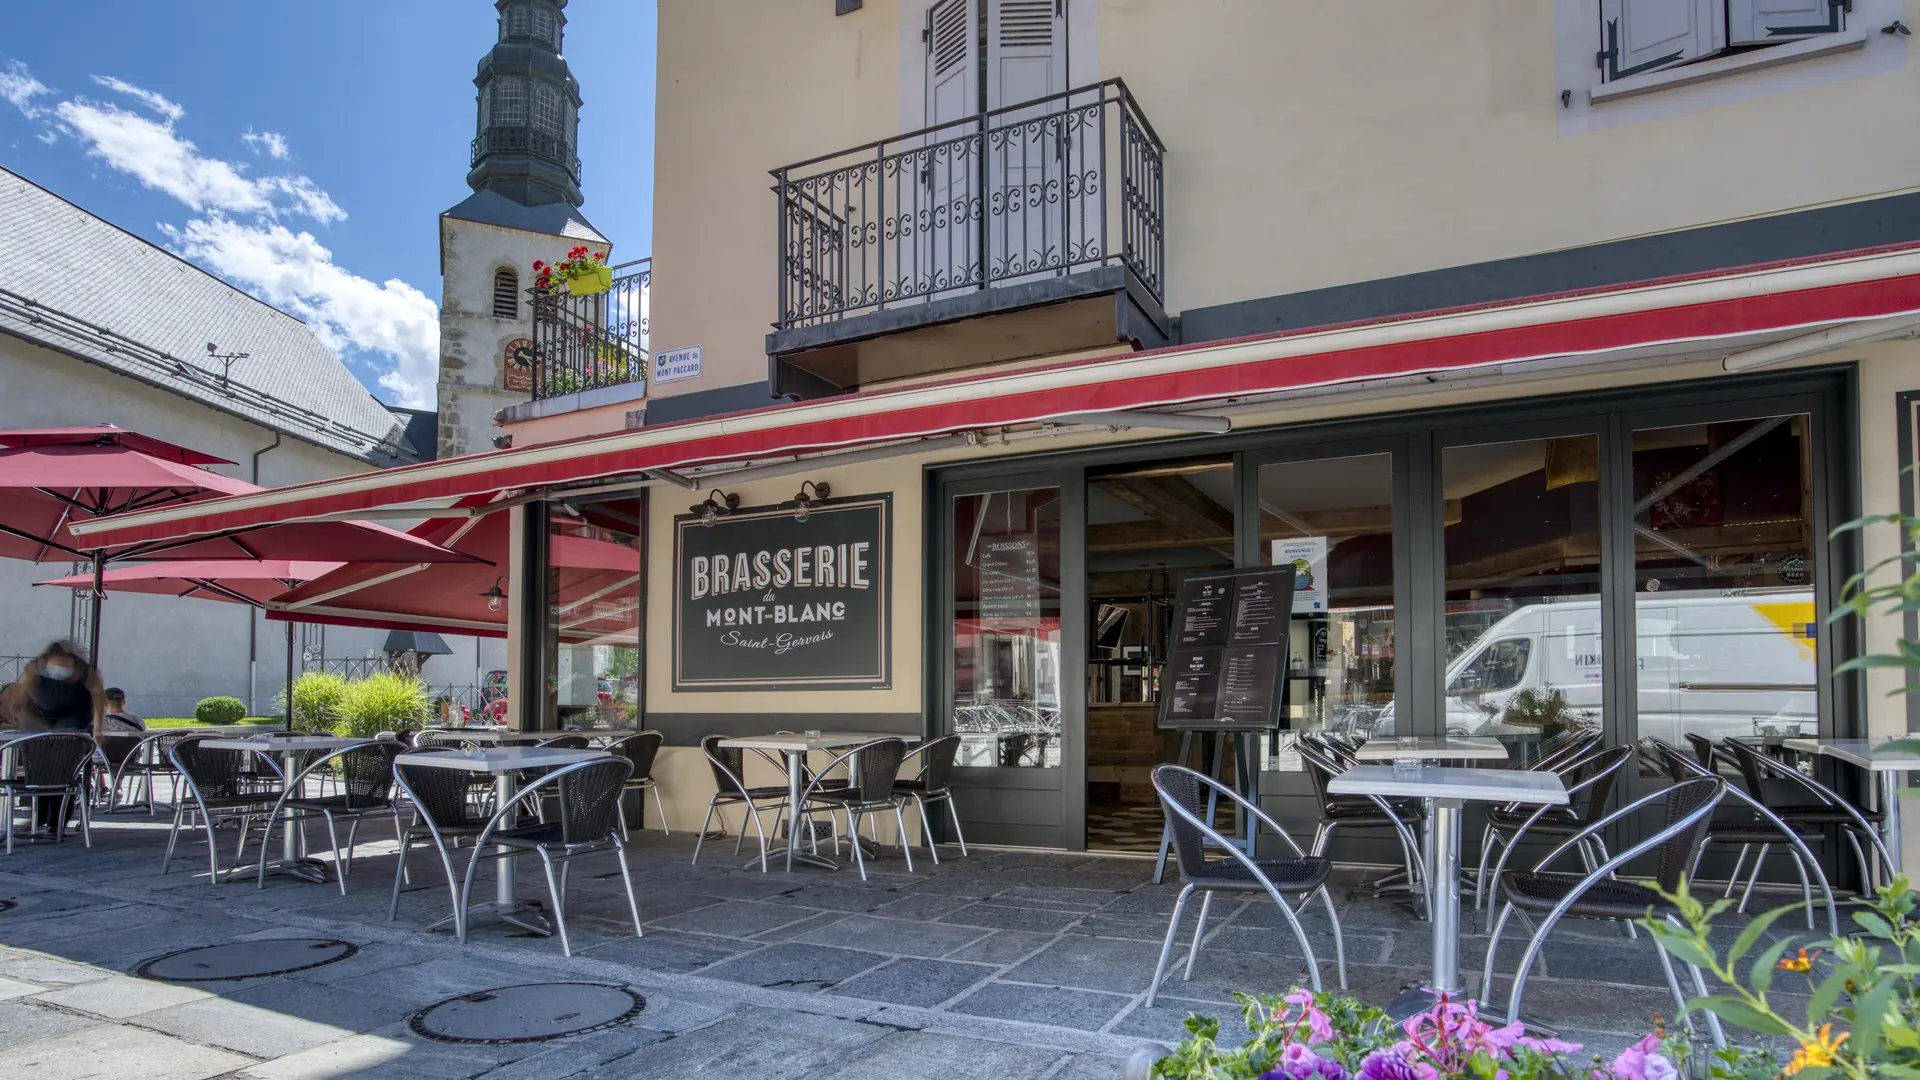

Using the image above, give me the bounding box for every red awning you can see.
[266,512,637,640]
[0,426,235,466]
[69,242,1920,549]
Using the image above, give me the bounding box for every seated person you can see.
[102,687,144,733]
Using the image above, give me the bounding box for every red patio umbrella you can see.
[0,426,472,663]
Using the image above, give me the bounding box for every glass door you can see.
[939,471,1082,849]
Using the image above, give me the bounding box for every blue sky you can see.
[0,0,655,408]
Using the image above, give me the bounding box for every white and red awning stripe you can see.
[68,242,1920,549]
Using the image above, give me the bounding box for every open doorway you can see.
[1083,456,1237,852]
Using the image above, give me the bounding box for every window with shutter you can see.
[987,0,1065,110]
[493,268,519,319]
[925,0,978,128]
[1727,0,1844,44]
[1598,0,1725,81]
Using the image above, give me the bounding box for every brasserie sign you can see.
[672,493,891,691]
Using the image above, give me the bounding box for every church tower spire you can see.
[468,0,582,207]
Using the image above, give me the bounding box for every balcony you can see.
[769,79,1168,398]
[471,124,581,185]
[528,257,649,402]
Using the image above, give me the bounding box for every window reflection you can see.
[1631,415,1817,772]
[951,488,1062,768]
[1253,453,1396,768]
[545,497,642,730]
[1436,436,1603,752]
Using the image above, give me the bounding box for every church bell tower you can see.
[468,0,583,208]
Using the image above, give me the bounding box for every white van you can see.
[1387,590,1817,741]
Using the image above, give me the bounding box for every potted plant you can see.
[533,246,611,297]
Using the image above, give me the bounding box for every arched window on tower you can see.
[492,268,520,319]
[493,77,527,126]
[532,85,562,139]
[505,4,531,39]
[532,7,557,47]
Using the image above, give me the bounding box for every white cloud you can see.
[163,217,440,407]
[241,129,290,160]
[0,60,50,119]
[0,59,438,405]
[90,74,183,123]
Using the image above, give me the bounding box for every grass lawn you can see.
[145,717,285,728]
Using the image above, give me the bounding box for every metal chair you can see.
[255,741,405,894]
[1,732,97,853]
[1482,775,1729,1048]
[1146,764,1346,1006]
[456,756,642,956]
[161,737,283,880]
[894,734,967,863]
[1646,739,1837,934]
[605,731,668,839]
[109,730,196,814]
[537,734,592,750]
[1295,739,1426,905]
[1474,743,1633,917]
[1723,738,1893,899]
[692,734,789,872]
[796,737,917,880]
[389,750,496,923]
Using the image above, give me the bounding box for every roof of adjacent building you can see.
[0,165,418,465]
[441,188,607,244]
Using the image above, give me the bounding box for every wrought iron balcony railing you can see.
[529,257,649,401]
[471,123,582,184]
[773,79,1164,331]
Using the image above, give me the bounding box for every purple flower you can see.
[1519,1036,1584,1056]
[1606,1035,1678,1080]
[1355,1050,1423,1080]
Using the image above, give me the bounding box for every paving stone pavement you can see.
[0,810,1813,1078]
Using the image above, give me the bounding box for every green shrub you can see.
[282,672,349,733]
[193,696,246,725]
[336,671,431,738]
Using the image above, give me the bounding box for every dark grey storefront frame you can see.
[928,366,1863,859]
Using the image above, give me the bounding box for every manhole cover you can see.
[134,938,357,982]
[409,983,645,1044]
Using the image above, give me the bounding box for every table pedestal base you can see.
[430,899,552,937]
[224,858,328,885]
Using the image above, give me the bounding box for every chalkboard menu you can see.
[1157,566,1296,731]
[672,493,891,691]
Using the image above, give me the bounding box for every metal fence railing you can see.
[529,257,649,400]
[773,79,1164,330]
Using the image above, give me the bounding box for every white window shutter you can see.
[925,0,980,128]
[1598,0,1726,81]
[1727,0,1843,44]
[986,0,1065,111]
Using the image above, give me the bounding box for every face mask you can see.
[41,664,73,680]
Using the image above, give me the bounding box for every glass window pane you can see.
[950,487,1062,768]
[1631,415,1816,771]
[1441,436,1603,751]
[545,497,642,730]
[1253,453,1395,767]
[494,78,527,126]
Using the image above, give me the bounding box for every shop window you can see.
[1251,452,1397,769]
[1439,435,1604,749]
[1631,413,1816,773]
[949,486,1062,769]
[544,496,642,730]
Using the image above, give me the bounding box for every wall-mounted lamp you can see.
[789,480,830,522]
[691,489,740,527]
[479,577,508,612]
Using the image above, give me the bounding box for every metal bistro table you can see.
[1330,763,1566,1020]
[1353,737,1509,915]
[202,734,370,884]
[1783,737,1920,875]
[717,731,893,872]
[393,745,610,937]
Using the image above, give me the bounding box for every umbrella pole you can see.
[87,553,104,664]
[285,621,296,727]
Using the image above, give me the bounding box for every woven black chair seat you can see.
[808,787,895,810]
[491,822,571,848]
[196,793,280,811]
[1770,804,1884,825]
[723,785,790,801]
[1707,821,1824,843]
[892,779,950,794]
[1189,855,1331,893]
[286,795,394,813]
[1501,871,1678,920]
[1486,805,1577,829]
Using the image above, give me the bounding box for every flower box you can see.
[566,267,613,296]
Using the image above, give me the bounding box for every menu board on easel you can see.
[1157,565,1296,731]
